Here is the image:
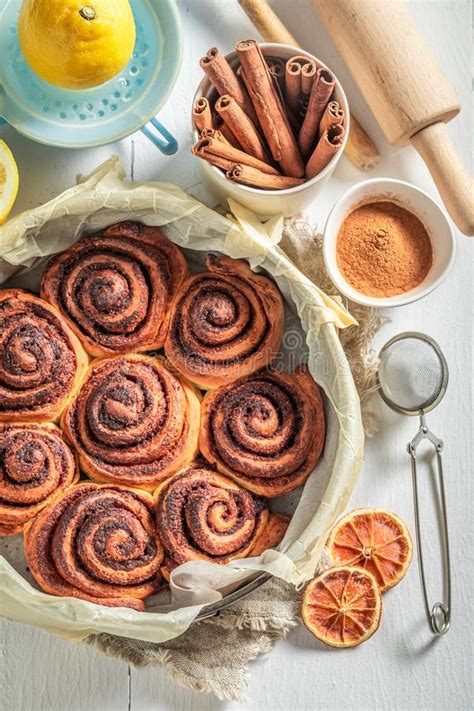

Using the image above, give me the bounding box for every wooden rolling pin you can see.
[237,0,380,171]
[313,0,474,236]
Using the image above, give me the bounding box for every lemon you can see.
[18,0,136,90]
[0,141,19,225]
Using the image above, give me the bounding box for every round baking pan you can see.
[196,572,272,620]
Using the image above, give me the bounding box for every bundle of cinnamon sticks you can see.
[192,40,346,191]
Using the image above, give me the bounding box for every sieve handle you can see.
[408,413,451,635]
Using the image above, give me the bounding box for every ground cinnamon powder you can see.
[336,201,433,297]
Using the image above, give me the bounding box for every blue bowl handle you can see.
[140,117,178,155]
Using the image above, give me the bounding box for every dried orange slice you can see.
[302,566,382,648]
[327,508,413,592]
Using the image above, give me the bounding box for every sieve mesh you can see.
[378,337,445,411]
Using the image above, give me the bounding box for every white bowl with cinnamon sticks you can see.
[192,41,349,216]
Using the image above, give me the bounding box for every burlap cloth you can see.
[87,217,387,702]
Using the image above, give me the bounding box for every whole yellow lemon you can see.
[18,0,136,90]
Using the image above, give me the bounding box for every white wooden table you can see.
[1,1,472,709]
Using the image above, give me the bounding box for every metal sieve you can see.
[377,332,451,635]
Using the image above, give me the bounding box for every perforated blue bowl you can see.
[0,0,182,153]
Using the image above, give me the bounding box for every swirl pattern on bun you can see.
[0,423,79,536]
[41,221,188,357]
[155,464,270,572]
[61,355,200,490]
[199,365,325,496]
[165,255,284,389]
[24,482,163,610]
[0,290,88,423]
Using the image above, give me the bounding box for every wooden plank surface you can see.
[2,621,130,711]
[1,1,472,710]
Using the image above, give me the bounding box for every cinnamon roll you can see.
[61,354,200,490]
[40,221,188,357]
[24,482,163,610]
[164,255,284,389]
[249,513,290,556]
[0,423,79,536]
[200,365,325,496]
[155,463,269,569]
[159,510,289,579]
[0,290,88,423]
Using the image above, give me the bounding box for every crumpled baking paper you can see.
[0,157,363,644]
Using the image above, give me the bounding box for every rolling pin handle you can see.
[411,122,474,236]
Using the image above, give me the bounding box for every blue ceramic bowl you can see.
[0,0,183,153]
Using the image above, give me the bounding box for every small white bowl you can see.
[323,178,456,308]
[193,43,350,218]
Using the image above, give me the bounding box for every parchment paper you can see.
[0,157,363,644]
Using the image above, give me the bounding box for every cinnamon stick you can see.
[192,145,235,173]
[236,62,299,137]
[200,47,257,123]
[319,100,345,136]
[236,39,304,178]
[237,0,379,172]
[227,164,305,190]
[298,93,310,119]
[219,123,241,148]
[192,97,213,133]
[299,68,335,159]
[199,128,234,148]
[285,55,317,121]
[192,136,280,175]
[215,94,270,163]
[301,60,317,95]
[306,124,345,179]
[285,60,302,115]
[212,113,242,148]
[266,57,285,91]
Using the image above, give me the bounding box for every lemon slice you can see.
[0,141,19,224]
